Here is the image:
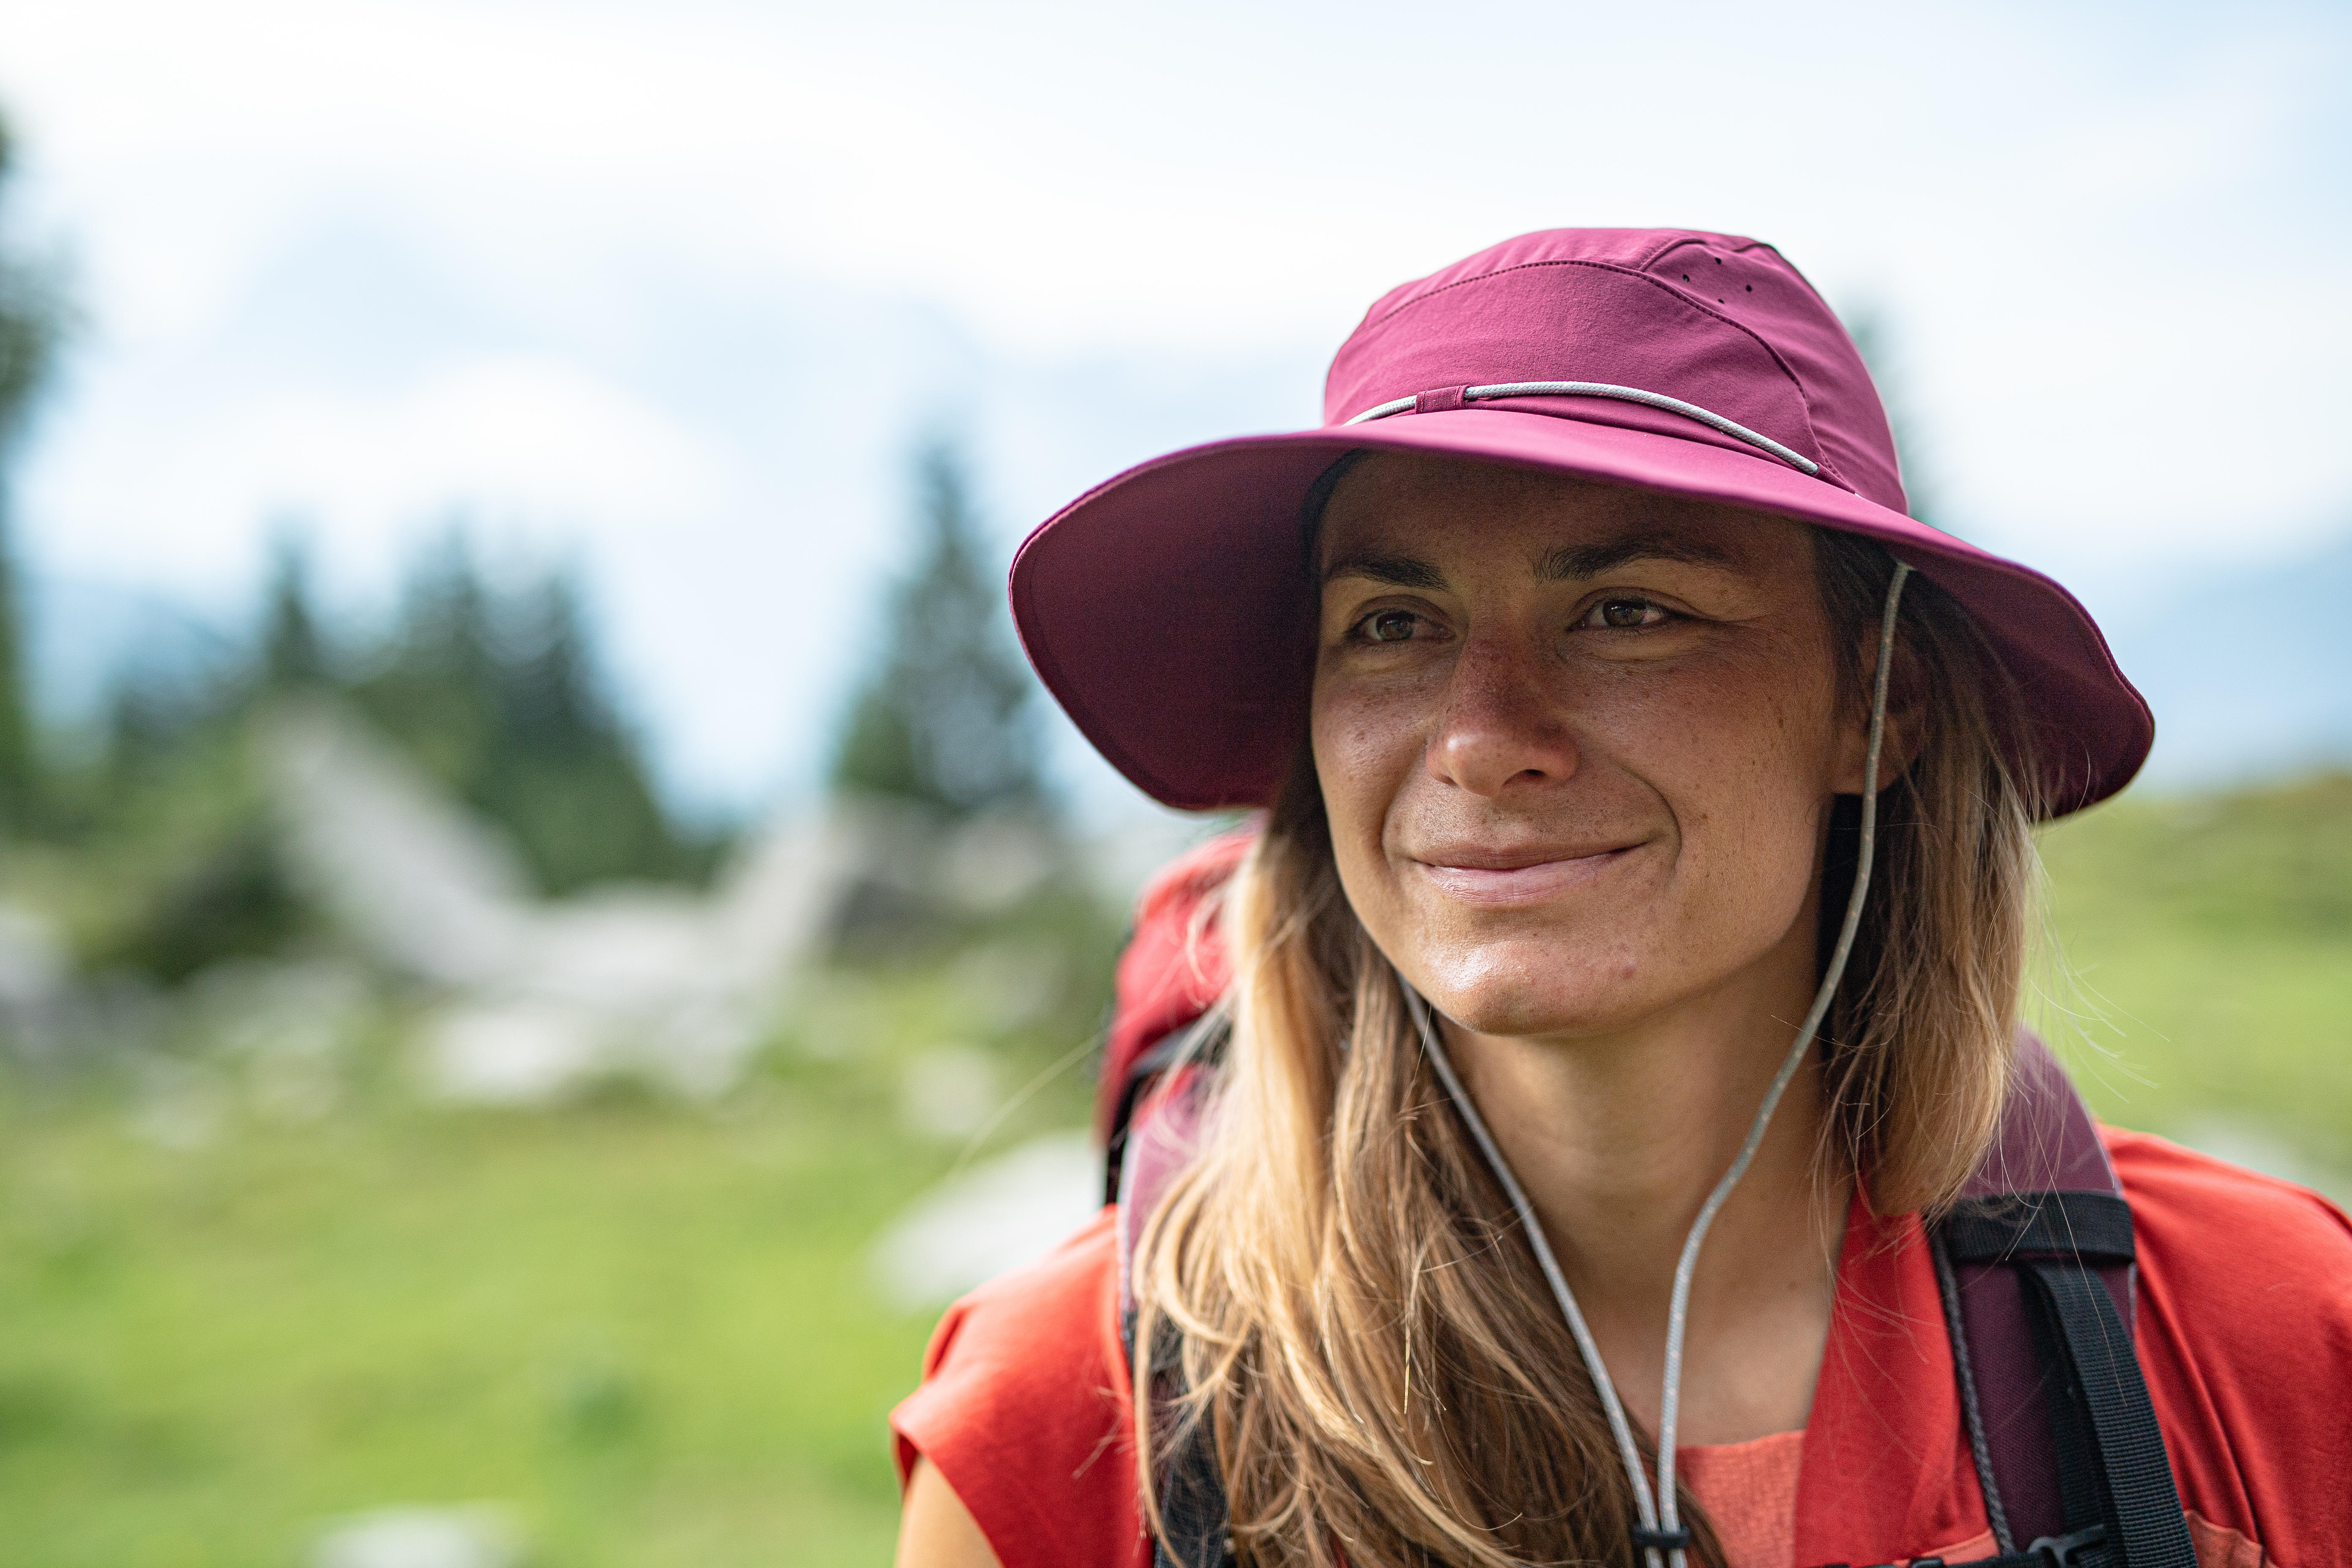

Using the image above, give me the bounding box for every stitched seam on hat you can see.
[1362,257,1849,490]
[1637,237,1863,492]
[1633,234,1779,271]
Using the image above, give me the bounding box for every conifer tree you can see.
[260,528,330,689]
[485,565,684,891]
[353,528,503,788]
[346,532,700,893]
[0,109,67,834]
[833,442,1042,819]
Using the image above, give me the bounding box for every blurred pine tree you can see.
[259,527,331,689]
[833,442,1043,819]
[480,564,691,892]
[0,109,69,834]
[348,529,503,794]
[50,524,715,981]
[346,531,708,894]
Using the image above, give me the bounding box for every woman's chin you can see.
[1408,947,1672,1040]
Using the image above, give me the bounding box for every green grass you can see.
[2034,774,2352,1176]
[0,963,1100,1568]
[0,777,2346,1565]
[0,1084,932,1566]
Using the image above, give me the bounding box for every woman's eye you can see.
[1360,610,1421,643]
[1583,596,1670,630]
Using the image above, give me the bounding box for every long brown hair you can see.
[1132,527,2042,1568]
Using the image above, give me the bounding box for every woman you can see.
[892,229,2351,1568]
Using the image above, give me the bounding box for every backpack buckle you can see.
[2026,1522,2109,1566]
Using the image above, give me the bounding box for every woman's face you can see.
[1312,452,1873,1040]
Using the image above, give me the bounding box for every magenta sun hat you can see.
[1009,228,2152,817]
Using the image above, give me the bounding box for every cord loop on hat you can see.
[1344,380,1822,477]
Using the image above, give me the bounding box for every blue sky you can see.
[2,0,2347,817]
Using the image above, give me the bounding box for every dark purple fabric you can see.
[1010,227,2153,815]
[1952,1032,2133,1547]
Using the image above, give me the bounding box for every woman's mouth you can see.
[1412,847,1639,906]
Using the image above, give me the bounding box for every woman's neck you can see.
[1443,934,1853,1446]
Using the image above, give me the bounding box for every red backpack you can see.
[1097,833,2196,1568]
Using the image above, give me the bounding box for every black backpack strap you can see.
[1118,1309,1236,1568]
[1152,1400,1235,1568]
[1938,1192,2196,1568]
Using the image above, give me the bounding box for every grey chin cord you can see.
[1402,562,1912,1568]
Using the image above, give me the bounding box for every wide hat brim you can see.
[1010,406,2152,817]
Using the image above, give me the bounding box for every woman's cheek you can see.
[1315,680,1413,794]
[1314,697,1418,897]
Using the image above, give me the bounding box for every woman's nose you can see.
[1425,634,1580,797]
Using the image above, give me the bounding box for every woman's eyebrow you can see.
[1540,533,1740,580]
[1322,552,1446,589]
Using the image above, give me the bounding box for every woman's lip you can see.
[1413,848,1637,906]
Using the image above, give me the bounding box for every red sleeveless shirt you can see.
[893,1130,2351,1568]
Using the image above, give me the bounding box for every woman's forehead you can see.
[1318,451,1813,581]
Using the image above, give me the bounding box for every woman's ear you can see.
[1830,633,1927,795]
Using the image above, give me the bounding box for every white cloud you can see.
[245,356,733,532]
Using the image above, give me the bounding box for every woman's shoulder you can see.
[2103,1126,2352,1564]
[891,1205,1150,1568]
[2107,1124,2352,1289]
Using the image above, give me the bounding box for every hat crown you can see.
[1323,229,1908,514]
